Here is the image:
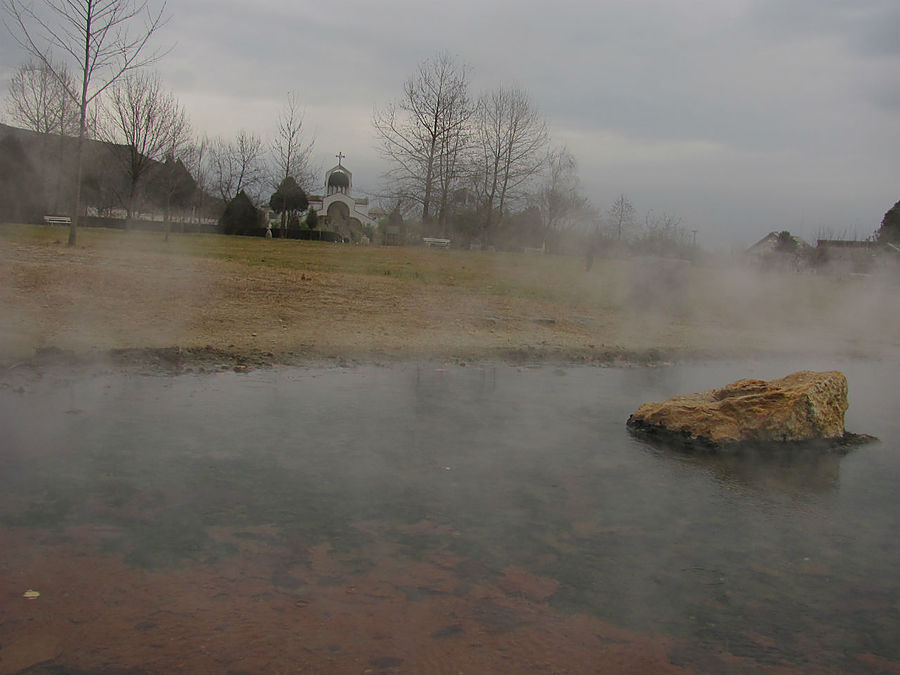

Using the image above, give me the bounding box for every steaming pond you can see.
[1,359,899,673]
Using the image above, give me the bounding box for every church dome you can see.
[327,170,350,188]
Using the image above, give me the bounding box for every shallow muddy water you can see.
[1,359,898,673]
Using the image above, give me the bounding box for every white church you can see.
[306,153,378,240]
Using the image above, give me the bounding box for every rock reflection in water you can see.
[695,448,844,494]
[640,438,848,495]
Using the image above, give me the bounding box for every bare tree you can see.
[104,70,188,225]
[373,52,474,229]
[2,0,168,245]
[475,85,548,243]
[209,131,265,205]
[271,91,315,191]
[185,134,211,223]
[608,193,635,241]
[434,80,475,236]
[154,150,194,240]
[4,59,79,136]
[533,146,590,250]
[639,211,689,255]
[4,59,81,213]
[155,103,193,241]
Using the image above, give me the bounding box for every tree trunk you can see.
[422,141,436,223]
[68,11,92,248]
[68,121,85,247]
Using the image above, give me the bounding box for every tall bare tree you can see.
[434,76,475,236]
[373,52,474,228]
[154,99,192,241]
[209,131,265,205]
[475,86,548,243]
[608,193,635,241]
[104,70,188,225]
[184,135,210,223]
[533,146,590,250]
[2,0,168,245]
[152,154,193,238]
[4,59,79,136]
[271,91,315,191]
[4,59,81,213]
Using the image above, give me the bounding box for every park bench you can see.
[423,237,450,249]
[43,215,72,225]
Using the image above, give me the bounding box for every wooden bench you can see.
[423,237,450,249]
[43,215,72,225]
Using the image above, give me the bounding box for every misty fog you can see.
[3,0,900,672]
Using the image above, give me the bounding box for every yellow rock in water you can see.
[627,370,849,446]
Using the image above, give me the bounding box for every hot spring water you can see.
[1,359,898,671]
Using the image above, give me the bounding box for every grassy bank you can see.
[0,223,619,304]
[1,223,898,368]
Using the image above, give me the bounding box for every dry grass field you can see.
[2,223,899,369]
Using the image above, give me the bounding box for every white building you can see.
[307,157,378,240]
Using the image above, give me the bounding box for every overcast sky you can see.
[2,0,900,248]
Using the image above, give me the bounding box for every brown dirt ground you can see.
[3,237,898,374]
[0,240,660,372]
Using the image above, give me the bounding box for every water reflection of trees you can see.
[412,364,498,416]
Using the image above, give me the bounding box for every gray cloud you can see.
[3,0,899,246]
[748,0,900,54]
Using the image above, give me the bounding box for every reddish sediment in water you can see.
[0,523,820,674]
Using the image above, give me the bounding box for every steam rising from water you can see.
[613,255,900,358]
[2,231,899,363]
